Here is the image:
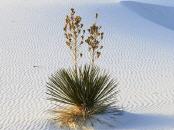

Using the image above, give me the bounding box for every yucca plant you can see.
[47,65,120,129]
[47,8,121,130]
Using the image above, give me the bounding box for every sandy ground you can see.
[0,0,174,130]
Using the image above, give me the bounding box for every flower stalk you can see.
[85,13,104,66]
[64,8,85,72]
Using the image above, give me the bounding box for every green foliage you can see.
[47,65,120,126]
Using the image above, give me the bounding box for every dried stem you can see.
[64,8,85,71]
[85,13,104,66]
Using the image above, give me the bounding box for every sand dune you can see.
[0,0,174,130]
[121,1,174,30]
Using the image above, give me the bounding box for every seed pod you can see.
[81,24,83,28]
[66,41,70,46]
[80,41,83,45]
[97,52,101,58]
[78,29,81,34]
[80,53,83,57]
[96,13,98,18]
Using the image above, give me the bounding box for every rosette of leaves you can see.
[47,65,120,129]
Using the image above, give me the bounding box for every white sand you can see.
[1,0,174,129]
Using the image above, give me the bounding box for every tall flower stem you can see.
[64,8,85,73]
[85,13,104,66]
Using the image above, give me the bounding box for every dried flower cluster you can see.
[85,13,104,65]
[64,8,85,70]
[64,9,104,67]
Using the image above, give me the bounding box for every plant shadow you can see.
[96,111,174,130]
[45,111,174,130]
